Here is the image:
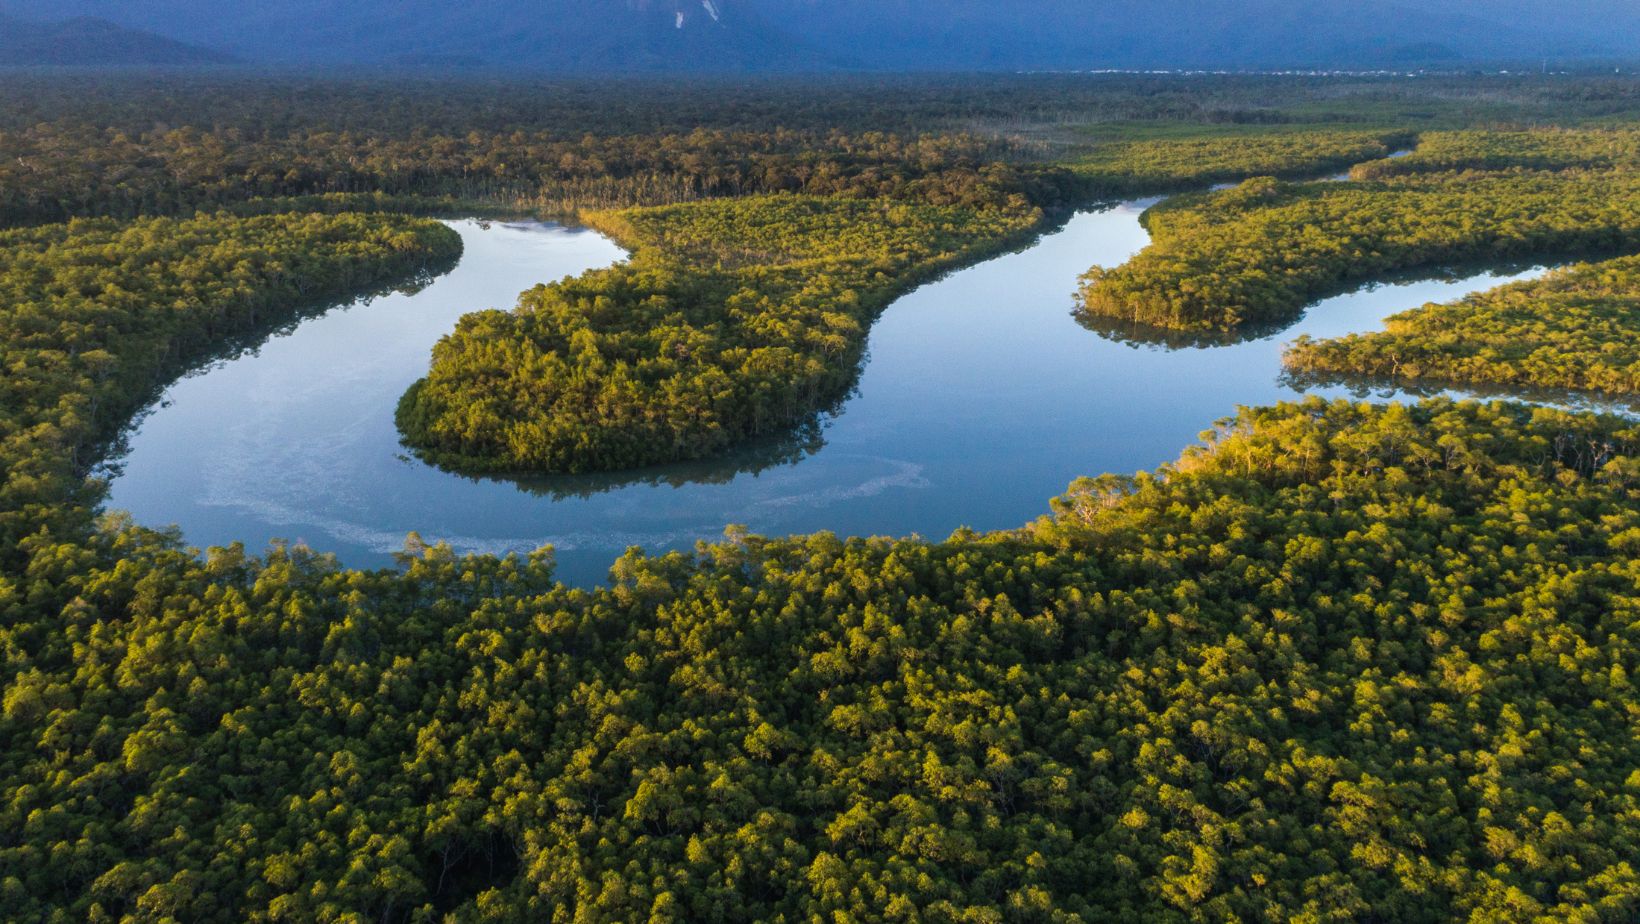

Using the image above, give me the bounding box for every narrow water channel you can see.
[104,201,1590,584]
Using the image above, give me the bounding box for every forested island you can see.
[5,72,1640,921]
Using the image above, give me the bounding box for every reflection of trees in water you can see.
[192,259,458,366]
[1278,367,1640,418]
[1073,310,1284,350]
[468,420,831,502]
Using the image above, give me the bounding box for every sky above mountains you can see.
[2,1,1634,71]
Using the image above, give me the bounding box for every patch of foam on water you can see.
[753,457,930,510]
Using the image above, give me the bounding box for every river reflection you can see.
[104,203,1625,584]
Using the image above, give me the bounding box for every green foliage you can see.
[1351,128,1640,179]
[1079,169,1640,332]
[0,116,1056,225]
[10,72,1630,227]
[10,75,1640,923]
[1070,129,1410,195]
[398,194,1040,473]
[1286,253,1640,399]
[8,399,1640,922]
[11,71,1614,142]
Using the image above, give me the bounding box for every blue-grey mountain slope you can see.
[1,0,1630,71]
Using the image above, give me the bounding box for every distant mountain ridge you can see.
[1,1,1633,72]
[0,12,231,66]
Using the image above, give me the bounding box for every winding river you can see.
[104,198,1590,584]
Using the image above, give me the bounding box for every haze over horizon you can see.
[1,0,1634,72]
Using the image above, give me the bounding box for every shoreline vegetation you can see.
[0,211,461,555]
[393,128,1431,476]
[396,194,1045,474]
[1285,253,1640,401]
[6,75,1640,920]
[1076,169,1640,333]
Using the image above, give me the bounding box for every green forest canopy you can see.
[9,398,1640,921]
[4,75,1640,921]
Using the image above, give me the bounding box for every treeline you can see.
[0,123,1067,226]
[1070,128,1412,195]
[10,71,1639,229]
[1079,169,1640,332]
[7,399,1640,921]
[1285,253,1640,399]
[398,194,1040,473]
[0,211,460,555]
[6,71,1609,138]
[2,72,1406,228]
[1351,127,1640,179]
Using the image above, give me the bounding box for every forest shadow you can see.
[472,419,833,501]
[1279,366,1640,417]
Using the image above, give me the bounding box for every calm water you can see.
[105,202,1583,583]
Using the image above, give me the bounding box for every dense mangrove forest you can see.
[6,73,1640,921]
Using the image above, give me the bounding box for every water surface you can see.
[106,203,1594,583]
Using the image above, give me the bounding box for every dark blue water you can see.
[103,202,1571,584]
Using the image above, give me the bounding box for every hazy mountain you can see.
[0,12,232,65]
[773,0,1576,69]
[0,1,1632,71]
